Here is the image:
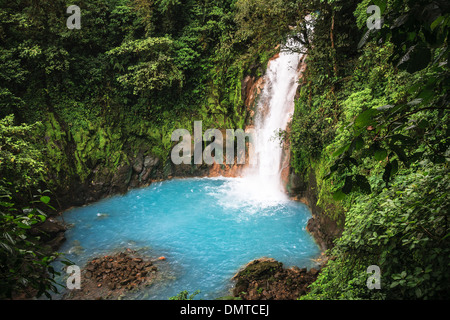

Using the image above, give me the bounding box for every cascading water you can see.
[249,41,304,191]
[218,40,304,208]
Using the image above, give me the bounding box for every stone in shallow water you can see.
[232,257,323,300]
[64,250,158,300]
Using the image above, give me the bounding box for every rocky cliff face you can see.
[54,147,255,213]
[286,168,344,251]
[54,72,269,212]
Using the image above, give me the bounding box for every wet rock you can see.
[110,165,132,194]
[30,219,66,241]
[132,154,144,173]
[29,219,67,253]
[309,268,319,276]
[232,258,324,300]
[64,250,159,300]
[143,155,159,168]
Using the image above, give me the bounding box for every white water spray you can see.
[217,40,305,209]
[249,41,304,191]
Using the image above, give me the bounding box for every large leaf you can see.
[373,0,387,14]
[354,108,378,129]
[342,176,353,195]
[354,175,371,194]
[40,196,50,204]
[382,159,399,185]
[398,45,432,73]
[332,143,350,158]
[389,134,415,145]
[374,148,388,161]
[389,143,409,166]
[382,161,392,184]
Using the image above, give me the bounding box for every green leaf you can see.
[354,175,371,194]
[415,288,423,298]
[373,0,387,14]
[383,162,392,184]
[40,196,50,204]
[389,143,409,166]
[333,190,346,201]
[17,222,31,229]
[354,109,378,129]
[0,201,14,208]
[332,143,350,158]
[374,148,388,161]
[398,45,432,73]
[342,176,353,195]
[390,159,399,176]
[354,135,364,151]
[430,16,444,30]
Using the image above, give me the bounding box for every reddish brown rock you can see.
[63,250,158,300]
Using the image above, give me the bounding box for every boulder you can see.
[64,250,158,300]
[29,219,66,251]
[110,165,132,194]
[132,154,144,174]
[144,155,159,168]
[232,258,323,300]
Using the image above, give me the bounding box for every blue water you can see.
[56,177,320,299]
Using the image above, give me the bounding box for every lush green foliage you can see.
[304,162,449,299]
[1,0,448,300]
[0,115,44,192]
[0,192,66,299]
[290,0,449,299]
[0,0,298,298]
[328,0,449,199]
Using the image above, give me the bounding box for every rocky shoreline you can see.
[63,250,162,300]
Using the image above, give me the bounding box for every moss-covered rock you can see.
[232,258,323,300]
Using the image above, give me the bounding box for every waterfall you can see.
[246,40,304,195]
[218,40,304,210]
